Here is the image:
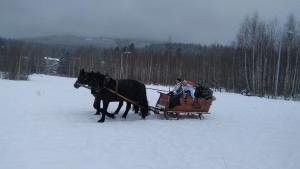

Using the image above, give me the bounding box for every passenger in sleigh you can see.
[182,80,195,99]
[194,82,213,100]
[168,79,196,108]
[168,78,184,108]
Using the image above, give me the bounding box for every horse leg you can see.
[98,101,115,123]
[93,97,102,115]
[98,100,107,123]
[113,101,123,114]
[141,107,147,119]
[122,102,131,119]
[133,105,139,114]
[104,101,115,119]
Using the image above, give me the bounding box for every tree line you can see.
[0,13,299,99]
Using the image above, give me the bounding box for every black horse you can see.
[91,88,125,115]
[91,83,140,117]
[74,70,135,118]
[74,70,116,119]
[100,73,149,120]
[74,70,148,122]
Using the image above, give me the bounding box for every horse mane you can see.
[87,72,105,89]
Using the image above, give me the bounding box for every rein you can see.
[77,78,159,113]
[98,79,150,111]
[102,87,159,113]
[146,87,168,92]
[103,87,140,106]
[94,79,118,93]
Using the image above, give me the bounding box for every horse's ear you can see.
[80,69,84,74]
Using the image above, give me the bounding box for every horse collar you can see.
[91,77,105,93]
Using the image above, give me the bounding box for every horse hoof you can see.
[94,112,100,115]
[122,115,127,119]
[107,114,115,119]
[98,119,105,123]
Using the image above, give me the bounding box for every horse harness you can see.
[93,78,118,94]
[79,78,159,113]
[101,80,141,106]
[92,79,143,109]
[96,79,156,111]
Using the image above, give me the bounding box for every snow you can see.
[0,74,300,169]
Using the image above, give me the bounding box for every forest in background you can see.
[1,13,300,99]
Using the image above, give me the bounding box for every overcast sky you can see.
[0,0,299,44]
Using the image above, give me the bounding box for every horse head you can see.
[85,72,107,91]
[74,69,94,88]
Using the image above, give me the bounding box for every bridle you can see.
[75,75,119,94]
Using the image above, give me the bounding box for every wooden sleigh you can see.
[153,92,214,119]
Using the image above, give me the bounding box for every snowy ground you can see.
[0,74,300,169]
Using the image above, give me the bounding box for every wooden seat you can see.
[155,92,212,113]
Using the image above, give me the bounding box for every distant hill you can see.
[20,35,161,48]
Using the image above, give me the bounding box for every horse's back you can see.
[117,79,149,117]
[118,79,145,92]
[118,79,146,100]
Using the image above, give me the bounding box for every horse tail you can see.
[139,83,149,119]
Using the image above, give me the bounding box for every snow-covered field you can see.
[0,75,300,169]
